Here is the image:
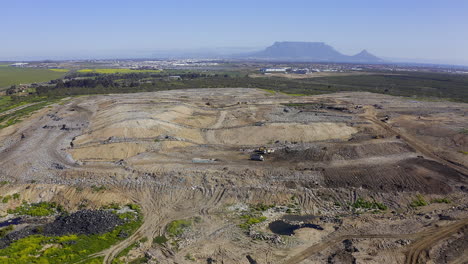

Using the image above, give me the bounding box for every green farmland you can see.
[0,66,67,89]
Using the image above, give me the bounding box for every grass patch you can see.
[0,181,9,186]
[1,195,12,204]
[0,99,60,129]
[431,198,451,204]
[0,225,14,238]
[261,89,276,94]
[112,241,139,264]
[410,194,429,207]
[0,67,66,89]
[7,201,63,216]
[185,253,196,261]
[458,150,468,155]
[91,185,106,193]
[153,235,168,245]
[166,219,192,237]
[239,215,267,230]
[352,198,388,211]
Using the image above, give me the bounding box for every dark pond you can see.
[269,220,323,235]
[0,218,21,228]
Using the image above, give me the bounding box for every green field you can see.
[78,68,161,74]
[0,66,67,89]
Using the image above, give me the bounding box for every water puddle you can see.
[0,218,21,228]
[269,220,323,235]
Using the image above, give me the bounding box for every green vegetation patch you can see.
[0,225,14,238]
[7,201,63,216]
[153,235,168,245]
[0,204,143,264]
[237,203,273,230]
[112,237,149,263]
[239,215,267,230]
[166,219,192,237]
[185,253,196,261]
[91,185,106,192]
[0,99,59,129]
[352,198,388,211]
[0,67,66,89]
[410,194,429,207]
[0,181,9,186]
[431,198,451,204]
[262,89,276,94]
[112,241,139,264]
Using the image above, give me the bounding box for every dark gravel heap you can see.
[43,210,123,236]
[0,226,41,249]
[0,210,124,249]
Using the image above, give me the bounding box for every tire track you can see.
[284,218,468,264]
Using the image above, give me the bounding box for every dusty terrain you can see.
[0,88,467,263]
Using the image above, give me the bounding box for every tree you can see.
[6,85,16,95]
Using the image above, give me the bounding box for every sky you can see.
[1,0,468,65]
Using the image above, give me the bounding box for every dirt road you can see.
[361,106,468,176]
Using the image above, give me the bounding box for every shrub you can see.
[352,198,388,211]
[431,198,451,204]
[0,225,14,238]
[91,185,106,192]
[410,194,428,207]
[1,195,12,203]
[239,216,267,230]
[153,235,168,245]
[166,219,191,237]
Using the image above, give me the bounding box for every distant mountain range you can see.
[242,41,384,63]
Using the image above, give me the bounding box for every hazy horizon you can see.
[2,0,468,65]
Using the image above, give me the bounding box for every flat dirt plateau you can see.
[0,88,467,264]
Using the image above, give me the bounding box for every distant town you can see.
[6,59,468,74]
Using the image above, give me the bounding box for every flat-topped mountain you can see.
[247,41,384,63]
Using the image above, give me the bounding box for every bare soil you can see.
[0,88,467,263]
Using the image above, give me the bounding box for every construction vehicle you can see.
[250,154,264,161]
[257,147,275,154]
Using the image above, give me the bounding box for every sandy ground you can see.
[0,88,467,264]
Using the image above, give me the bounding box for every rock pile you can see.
[43,210,123,236]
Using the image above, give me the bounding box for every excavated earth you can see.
[0,88,467,264]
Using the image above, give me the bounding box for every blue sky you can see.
[1,0,468,64]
